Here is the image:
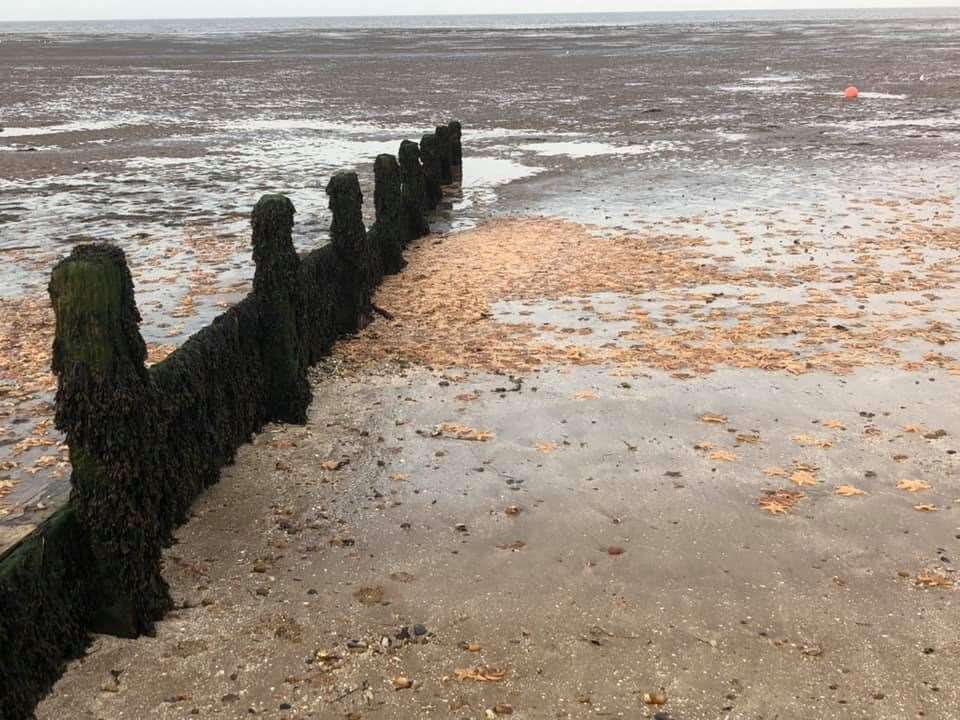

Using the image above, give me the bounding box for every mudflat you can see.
[3,9,960,718]
[2,8,960,535]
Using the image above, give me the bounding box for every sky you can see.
[3,0,958,22]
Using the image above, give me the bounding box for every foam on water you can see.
[0,118,149,138]
[468,127,581,141]
[852,91,908,100]
[138,68,192,74]
[743,74,802,83]
[716,83,810,95]
[222,120,573,143]
[518,140,686,158]
[222,118,428,136]
[816,114,960,131]
[716,131,749,142]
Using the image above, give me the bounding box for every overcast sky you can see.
[4,1,958,22]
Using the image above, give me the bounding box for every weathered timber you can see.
[369,153,406,274]
[435,123,454,185]
[49,244,169,638]
[0,506,95,720]
[326,171,377,330]
[448,119,463,166]
[398,139,430,243]
[418,133,444,210]
[251,194,310,424]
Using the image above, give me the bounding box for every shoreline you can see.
[1,13,959,715]
[34,211,960,714]
[3,167,959,546]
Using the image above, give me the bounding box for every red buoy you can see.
[844,86,859,99]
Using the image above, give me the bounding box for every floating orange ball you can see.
[844,86,859,99]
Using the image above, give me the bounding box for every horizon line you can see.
[3,4,959,25]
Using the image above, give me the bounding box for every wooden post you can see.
[325,173,368,259]
[435,124,454,185]
[48,243,169,637]
[418,133,443,210]
[0,505,97,719]
[326,172,375,329]
[251,194,310,425]
[398,140,430,244]
[370,153,405,275]
[448,120,463,167]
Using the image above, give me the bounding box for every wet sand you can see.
[2,10,960,536]
[3,12,960,715]
[36,211,960,718]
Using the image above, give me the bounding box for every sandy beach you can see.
[1,8,960,717]
[3,10,960,532]
[36,210,960,718]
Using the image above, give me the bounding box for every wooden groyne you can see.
[0,121,463,720]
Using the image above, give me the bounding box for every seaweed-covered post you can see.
[251,194,310,425]
[0,504,96,720]
[326,171,376,329]
[418,133,443,210]
[435,123,454,185]
[49,244,169,637]
[448,120,463,168]
[398,139,430,244]
[369,153,405,275]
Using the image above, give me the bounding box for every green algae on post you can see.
[49,244,169,639]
